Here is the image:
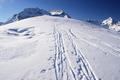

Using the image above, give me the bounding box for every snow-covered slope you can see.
[0,15,120,80]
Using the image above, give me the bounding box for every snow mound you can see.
[0,15,120,80]
[6,27,35,38]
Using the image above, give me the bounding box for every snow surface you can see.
[0,15,120,80]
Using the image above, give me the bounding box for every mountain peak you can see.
[102,17,113,26]
[49,10,71,18]
[6,8,49,23]
[6,8,71,24]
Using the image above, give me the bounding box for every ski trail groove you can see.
[68,29,98,80]
[53,26,97,80]
[53,27,71,80]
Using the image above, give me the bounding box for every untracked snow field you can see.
[0,16,120,80]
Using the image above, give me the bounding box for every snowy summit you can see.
[49,10,71,18]
[102,17,113,26]
[102,17,120,32]
[6,8,71,23]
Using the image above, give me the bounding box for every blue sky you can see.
[0,0,120,22]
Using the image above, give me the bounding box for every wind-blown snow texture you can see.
[0,16,120,80]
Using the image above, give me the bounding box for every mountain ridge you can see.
[0,8,120,32]
[86,17,120,32]
[5,8,71,24]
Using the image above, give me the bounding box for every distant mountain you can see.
[0,22,4,26]
[86,17,120,32]
[1,8,120,32]
[49,10,71,18]
[86,19,101,25]
[6,8,71,23]
[102,17,120,32]
[6,8,49,23]
[102,17,113,26]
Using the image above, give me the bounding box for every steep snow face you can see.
[0,15,120,80]
[49,10,71,18]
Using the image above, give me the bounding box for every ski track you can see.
[68,29,120,57]
[1,16,120,80]
[53,26,97,80]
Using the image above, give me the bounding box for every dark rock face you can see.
[0,22,4,26]
[6,8,49,23]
